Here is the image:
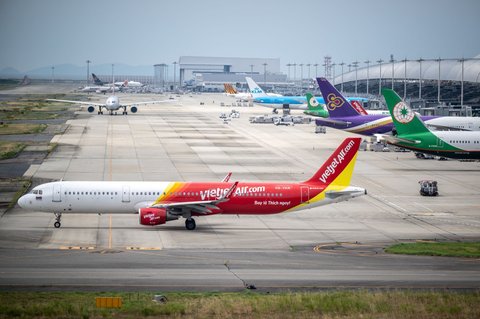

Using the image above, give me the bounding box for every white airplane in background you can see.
[47,92,176,115]
[115,80,143,87]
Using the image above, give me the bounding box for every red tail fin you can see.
[305,137,361,186]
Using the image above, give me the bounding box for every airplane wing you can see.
[151,182,238,215]
[121,99,178,107]
[382,135,421,144]
[426,123,470,131]
[46,99,105,107]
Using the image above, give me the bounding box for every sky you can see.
[1,0,480,74]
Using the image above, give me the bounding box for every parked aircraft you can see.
[381,88,480,159]
[315,77,480,136]
[303,93,329,118]
[18,138,366,230]
[223,83,252,100]
[246,77,368,114]
[47,93,175,115]
[92,73,144,88]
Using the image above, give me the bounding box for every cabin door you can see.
[301,186,310,203]
[122,185,130,202]
[52,184,62,202]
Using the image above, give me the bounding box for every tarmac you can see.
[0,86,479,291]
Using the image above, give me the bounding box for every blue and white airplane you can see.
[245,77,368,113]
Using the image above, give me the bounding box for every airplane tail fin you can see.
[92,73,104,86]
[224,83,237,94]
[381,88,430,135]
[316,77,366,117]
[305,92,329,118]
[305,137,361,188]
[245,77,267,98]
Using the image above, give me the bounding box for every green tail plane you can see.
[303,93,329,118]
[381,88,480,160]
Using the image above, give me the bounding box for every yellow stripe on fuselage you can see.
[152,182,184,205]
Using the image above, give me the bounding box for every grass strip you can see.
[385,241,480,258]
[0,123,47,135]
[0,291,478,319]
[0,141,26,159]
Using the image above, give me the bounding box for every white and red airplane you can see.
[17,138,366,230]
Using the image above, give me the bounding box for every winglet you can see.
[305,137,361,187]
[219,181,238,201]
[221,172,232,183]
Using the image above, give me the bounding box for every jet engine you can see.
[87,106,95,113]
[139,208,177,226]
[130,105,138,113]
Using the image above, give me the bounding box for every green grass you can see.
[0,141,26,159]
[385,241,480,258]
[0,291,478,318]
[0,123,47,135]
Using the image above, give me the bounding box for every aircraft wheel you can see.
[54,221,61,228]
[185,218,196,230]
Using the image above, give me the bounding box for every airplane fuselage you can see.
[18,181,364,215]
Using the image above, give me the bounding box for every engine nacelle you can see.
[139,208,177,226]
[130,105,138,113]
[87,106,95,113]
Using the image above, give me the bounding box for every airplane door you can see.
[122,185,130,202]
[52,184,62,202]
[437,137,444,148]
[301,186,309,203]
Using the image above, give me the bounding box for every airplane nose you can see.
[17,195,28,208]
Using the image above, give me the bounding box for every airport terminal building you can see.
[177,56,287,91]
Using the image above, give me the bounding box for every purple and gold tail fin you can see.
[316,77,367,117]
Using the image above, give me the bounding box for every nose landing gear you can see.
[54,213,62,228]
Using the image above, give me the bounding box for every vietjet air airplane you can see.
[18,138,366,230]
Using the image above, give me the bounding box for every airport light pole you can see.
[436,58,441,103]
[51,66,55,83]
[86,60,91,85]
[339,62,345,93]
[314,63,318,78]
[293,63,297,83]
[286,64,290,81]
[352,61,359,94]
[402,58,408,99]
[299,63,304,87]
[172,61,177,90]
[263,63,268,87]
[376,59,384,95]
[390,55,395,90]
[459,58,465,106]
[364,60,370,94]
[307,64,311,79]
[417,58,424,99]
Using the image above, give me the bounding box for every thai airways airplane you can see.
[315,78,480,136]
[381,89,480,159]
[246,77,368,114]
[92,73,144,88]
[18,138,366,230]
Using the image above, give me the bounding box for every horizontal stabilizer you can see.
[382,135,421,144]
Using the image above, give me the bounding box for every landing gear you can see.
[54,213,62,228]
[122,107,128,115]
[185,218,196,230]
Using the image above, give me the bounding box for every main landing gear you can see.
[54,212,62,228]
[185,218,196,230]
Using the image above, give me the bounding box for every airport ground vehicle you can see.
[419,180,439,196]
